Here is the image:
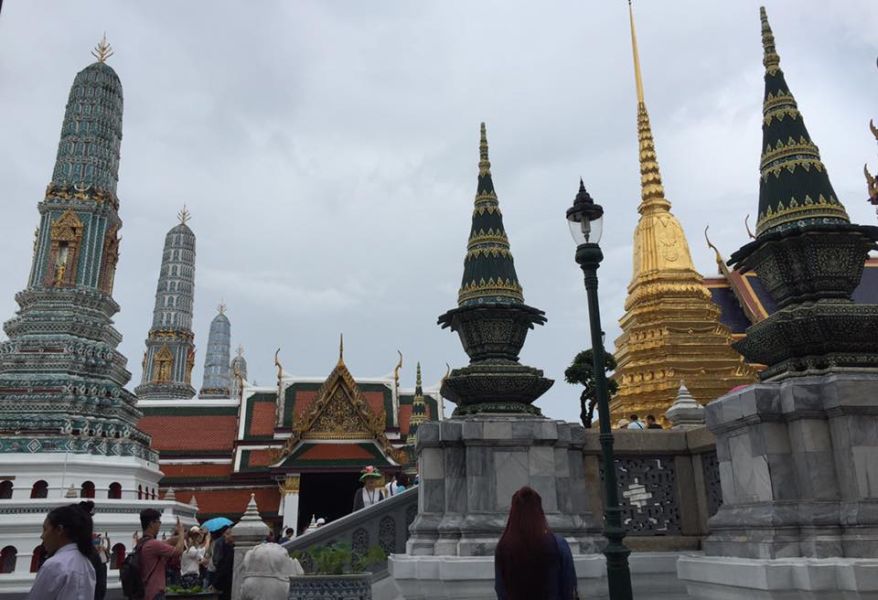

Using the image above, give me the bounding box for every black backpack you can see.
[119,540,158,600]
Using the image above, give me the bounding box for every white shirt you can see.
[627,420,645,430]
[181,545,205,575]
[27,543,96,600]
[361,487,382,508]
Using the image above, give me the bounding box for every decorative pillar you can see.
[279,475,300,535]
[231,494,270,600]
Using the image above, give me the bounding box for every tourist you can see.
[494,487,577,600]
[384,474,399,497]
[27,503,96,600]
[180,526,208,590]
[616,418,630,429]
[277,527,294,544]
[646,415,663,429]
[316,517,326,527]
[627,414,645,430]
[137,508,185,600]
[76,501,107,600]
[396,472,410,492]
[212,528,236,600]
[353,465,385,511]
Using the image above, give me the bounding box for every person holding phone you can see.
[137,509,186,600]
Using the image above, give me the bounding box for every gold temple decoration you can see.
[338,333,344,365]
[47,209,84,287]
[153,345,174,383]
[867,120,878,206]
[278,474,300,494]
[744,214,757,240]
[274,355,403,464]
[178,205,191,225]
[611,1,756,424]
[91,34,114,64]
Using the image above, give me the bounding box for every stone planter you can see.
[288,573,372,599]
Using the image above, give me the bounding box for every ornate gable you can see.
[276,357,402,463]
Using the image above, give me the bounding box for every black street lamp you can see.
[566,179,633,600]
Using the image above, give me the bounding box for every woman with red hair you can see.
[494,486,577,599]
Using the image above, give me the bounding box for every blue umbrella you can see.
[201,517,234,532]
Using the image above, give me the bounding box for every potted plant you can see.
[165,583,219,599]
[289,542,386,600]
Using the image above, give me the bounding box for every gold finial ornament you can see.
[744,214,757,240]
[217,301,226,315]
[178,205,191,225]
[628,0,645,105]
[704,225,724,270]
[338,333,344,364]
[760,7,780,74]
[479,122,491,177]
[91,33,114,63]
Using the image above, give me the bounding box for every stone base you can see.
[407,416,601,557]
[389,552,688,600]
[678,554,878,599]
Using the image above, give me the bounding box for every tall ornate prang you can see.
[199,304,232,398]
[611,1,755,423]
[0,42,157,463]
[437,123,552,415]
[135,208,197,399]
[230,345,247,400]
[728,7,878,379]
[407,362,428,445]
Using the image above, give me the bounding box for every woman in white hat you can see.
[352,466,385,511]
[180,526,208,589]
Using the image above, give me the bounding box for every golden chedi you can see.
[610,3,755,424]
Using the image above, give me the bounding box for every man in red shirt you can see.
[138,508,185,600]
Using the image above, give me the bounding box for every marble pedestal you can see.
[406,415,601,557]
[680,373,878,599]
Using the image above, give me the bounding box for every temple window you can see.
[0,546,16,574]
[29,546,46,573]
[0,480,12,499]
[30,481,48,499]
[108,482,121,499]
[80,481,95,498]
[153,346,173,383]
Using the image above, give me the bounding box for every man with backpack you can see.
[122,508,185,600]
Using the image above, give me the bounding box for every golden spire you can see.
[479,122,491,176]
[760,7,780,74]
[338,333,344,365]
[628,0,645,105]
[627,1,670,215]
[177,205,191,225]
[91,33,114,63]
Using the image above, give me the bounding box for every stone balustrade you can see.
[583,426,719,551]
[283,486,418,581]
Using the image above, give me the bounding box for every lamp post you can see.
[566,179,633,600]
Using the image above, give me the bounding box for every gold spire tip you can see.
[760,6,780,72]
[338,333,344,363]
[177,204,191,225]
[628,0,645,105]
[478,122,491,175]
[91,33,114,63]
[218,301,226,315]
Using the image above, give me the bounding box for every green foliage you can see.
[292,542,387,575]
[564,348,619,428]
[166,584,203,593]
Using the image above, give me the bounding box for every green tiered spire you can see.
[755,7,849,236]
[408,362,428,443]
[457,123,524,306]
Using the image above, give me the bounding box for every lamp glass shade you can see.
[567,212,603,245]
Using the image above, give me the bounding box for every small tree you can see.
[564,349,619,429]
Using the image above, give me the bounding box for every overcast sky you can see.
[0,1,876,423]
